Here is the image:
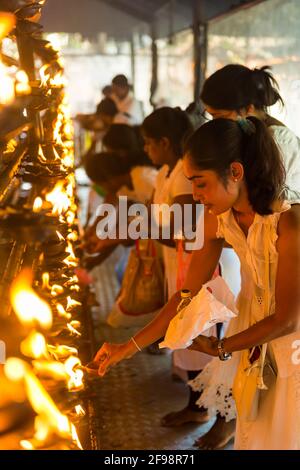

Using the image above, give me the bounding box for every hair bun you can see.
[251,66,283,108]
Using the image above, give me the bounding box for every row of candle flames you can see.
[1,12,87,451]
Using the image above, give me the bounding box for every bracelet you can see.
[217,338,232,361]
[131,336,142,352]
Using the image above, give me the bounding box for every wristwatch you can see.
[217,339,232,361]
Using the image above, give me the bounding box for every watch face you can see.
[224,353,232,361]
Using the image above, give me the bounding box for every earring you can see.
[232,170,239,181]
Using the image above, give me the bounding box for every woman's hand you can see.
[83,231,100,253]
[91,341,133,377]
[85,237,119,254]
[82,255,102,271]
[188,335,219,357]
[84,224,97,241]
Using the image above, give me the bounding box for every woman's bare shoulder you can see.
[278,204,300,236]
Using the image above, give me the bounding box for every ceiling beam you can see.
[100,0,153,23]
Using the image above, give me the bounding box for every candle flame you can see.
[64,356,84,391]
[66,211,75,226]
[67,231,78,242]
[4,357,27,381]
[5,358,82,449]
[65,241,77,262]
[71,424,83,450]
[66,275,79,284]
[53,112,64,146]
[51,284,64,297]
[20,331,48,359]
[38,145,47,162]
[50,72,66,88]
[56,230,65,241]
[70,284,80,292]
[75,405,85,417]
[33,197,43,213]
[42,272,51,290]
[53,146,61,160]
[61,154,73,168]
[10,269,52,330]
[39,64,50,87]
[47,344,78,361]
[45,182,70,215]
[67,322,81,337]
[15,70,31,96]
[32,360,68,380]
[20,440,34,450]
[66,182,74,199]
[66,296,81,311]
[0,12,16,41]
[63,121,73,139]
[56,303,71,320]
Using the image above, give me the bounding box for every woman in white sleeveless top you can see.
[183,118,300,449]
[190,63,300,449]
[94,117,300,450]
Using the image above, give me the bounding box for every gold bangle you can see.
[131,337,142,352]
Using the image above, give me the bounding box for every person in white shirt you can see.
[76,97,131,135]
[111,74,144,125]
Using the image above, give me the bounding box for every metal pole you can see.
[193,0,207,102]
[150,21,158,108]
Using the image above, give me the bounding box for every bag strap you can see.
[147,239,156,257]
[135,239,156,258]
[176,239,185,290]
[135,240,140,257]
[257,221,270,389]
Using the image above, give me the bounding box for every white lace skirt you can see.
[190,294,300,449]
[189,293,251,422]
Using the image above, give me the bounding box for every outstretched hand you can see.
[87,342,132,377]
[84,237,119,254]
[188,335,219,356]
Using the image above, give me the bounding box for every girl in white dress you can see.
[94,116,300,450]
[190,64,300,449]
[142,107,213,425]
[184,117,300,449]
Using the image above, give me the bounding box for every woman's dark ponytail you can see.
[201,64,284,112]
[251,66,284,109]
[184,117,286,215]
[240,116,285,214]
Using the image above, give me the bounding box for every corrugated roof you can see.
[42,0,263,41]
